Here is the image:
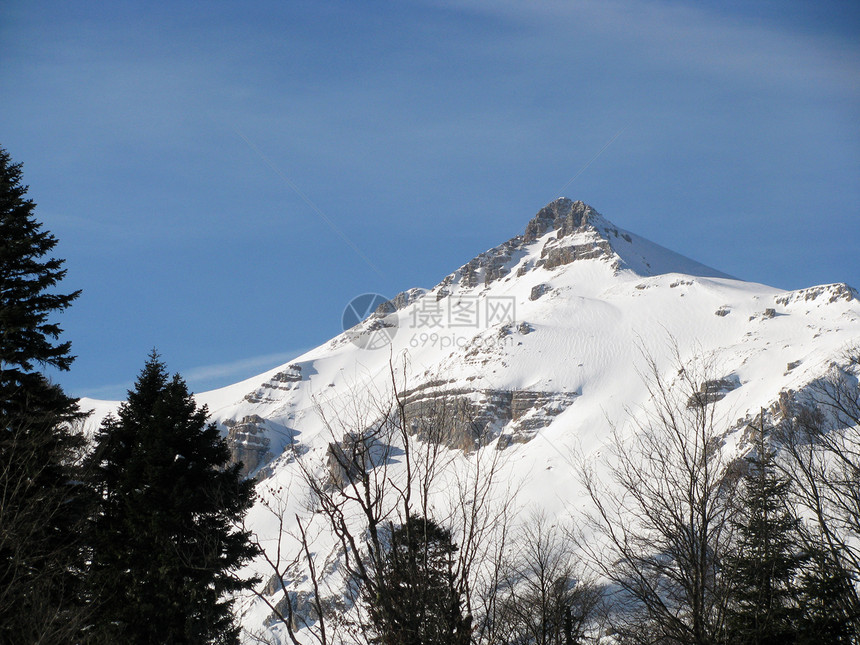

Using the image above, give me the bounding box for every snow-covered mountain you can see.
[81,198,860,642]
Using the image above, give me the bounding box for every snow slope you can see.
[79,199,860,642]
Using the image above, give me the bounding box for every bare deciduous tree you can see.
[576,351,737,645]
[490,512,601,645]
[245,475,337,645]
[0,415,93,645]
[247,356,514,644]
[775,347,860,629]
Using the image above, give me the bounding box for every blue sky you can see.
[2,0,858,399]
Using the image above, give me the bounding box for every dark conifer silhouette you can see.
[0,145,88,642]
[87,352,259,644]
[368,515,471,645]
[725,424,806,645]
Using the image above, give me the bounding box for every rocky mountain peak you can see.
[428,198,730,295]
[523,198,599,243]
[431,198,619,294]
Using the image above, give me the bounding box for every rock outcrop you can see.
[523,198,597,243]
[399,382,578,451]
[530,283,552,301]
[244,364,303,404]
[326,432,383,489]
[774,283,856,306]
[373,287,428,317]
[224,414,272,477]
[687,375,742,408]
[457,238,523,289]
[430,198,623,296]
[538,235,614,270]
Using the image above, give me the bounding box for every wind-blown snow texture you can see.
[80,199,860,642]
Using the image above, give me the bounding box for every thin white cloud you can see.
[77,380,133,400]
[78,349,313,401]
[434,0,860,95]
[181,349,312,386]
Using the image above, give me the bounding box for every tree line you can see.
[575,353,859,644]
[2,143,859,644]
[0,146,258,644]
[248,352,860,645]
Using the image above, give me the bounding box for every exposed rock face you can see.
[523,199,597,243]
[271,365,302,383]
[775,283,856,306]
[499,390,579,447]
[244,364,303,403]
[517,321,534,335]
[400,383,510,451]
[457,238,523,289]
[526,200,616,270]
[687,375,742,408]
[399,382,578,451]
[785,360,801,373]
[224,415,272,477]
[430,198,622,296]
[262,571,287,597]
[498,321,533,337]
[670,279,693,288]
[538,236,614,270]
[530,283,552,301]
[373,287,428,317]
[327,432,380,489]
[391,287,427,311]
[265,590,321,631]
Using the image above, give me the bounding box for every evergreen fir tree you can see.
[87,352,259,644]
[0,145,88,642]
[368,515,470,645]
[724,422,806,645]
[796,535,857,644]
